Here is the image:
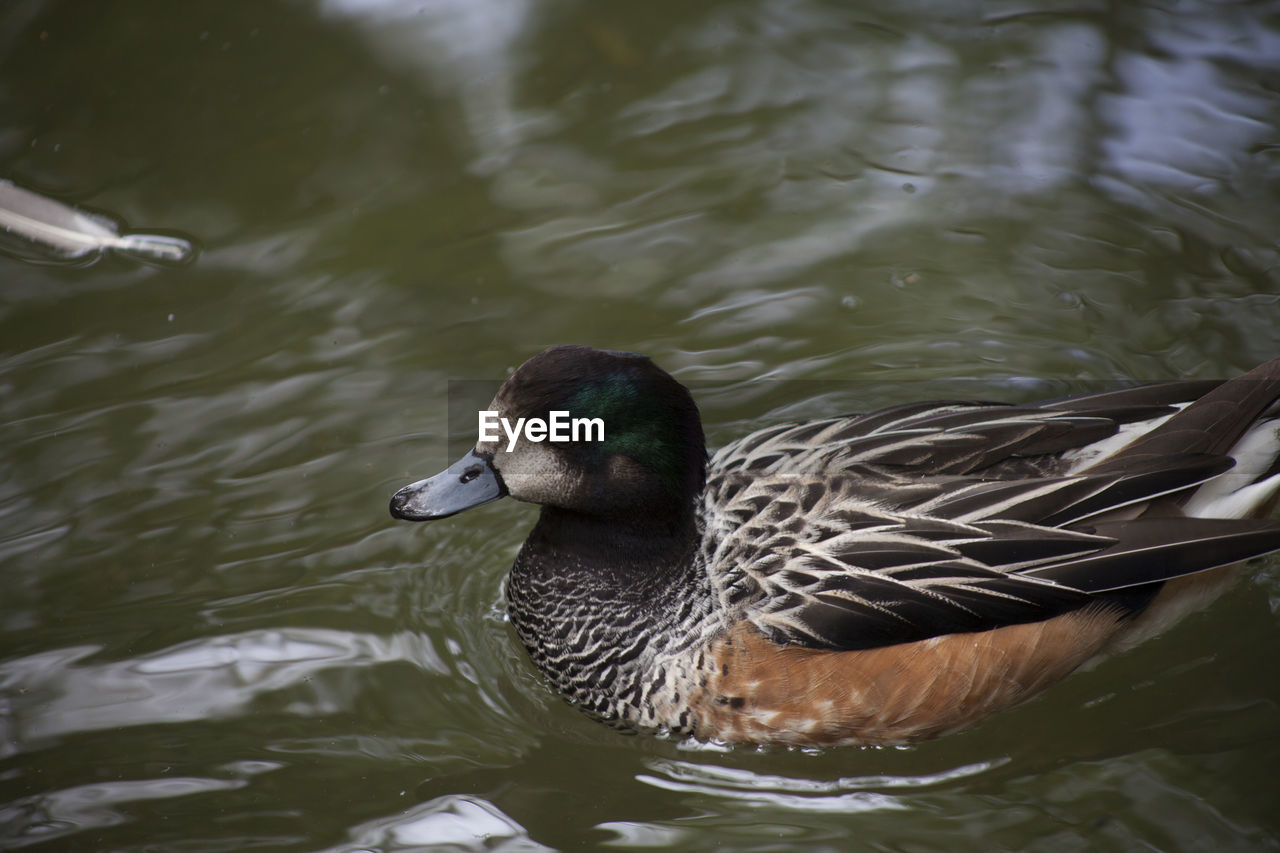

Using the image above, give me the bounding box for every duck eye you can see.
[460,464,483,484]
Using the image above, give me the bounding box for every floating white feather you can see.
[0,179,194,264]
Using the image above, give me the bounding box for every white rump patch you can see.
[1184,419,1280,519]
[1061,408,1182,473]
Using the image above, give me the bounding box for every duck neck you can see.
[505,504,716,729]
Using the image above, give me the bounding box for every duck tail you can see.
[1086,357,1280,520]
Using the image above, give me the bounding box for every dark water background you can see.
[2,1,1279,850]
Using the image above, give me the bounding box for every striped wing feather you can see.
[704,379,1280,651]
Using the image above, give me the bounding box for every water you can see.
[2,1,1279,849]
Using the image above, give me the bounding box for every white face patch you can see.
[485,438,587,507]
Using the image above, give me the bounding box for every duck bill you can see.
[389,449,506,521]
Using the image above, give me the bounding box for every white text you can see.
[478,410,605,452]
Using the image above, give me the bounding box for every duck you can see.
[390,345,1280,746]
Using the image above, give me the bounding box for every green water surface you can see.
[2,1,1279,850]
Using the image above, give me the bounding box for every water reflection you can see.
[318,0,544,175]
[637,755,1004,813]
[2,776,248,849]
[1,629,447,745]
[304,0,1280,329]
[321,794,551,853]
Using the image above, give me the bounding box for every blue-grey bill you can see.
[389,449,506,521]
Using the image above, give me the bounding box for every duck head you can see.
[389,345,707,528]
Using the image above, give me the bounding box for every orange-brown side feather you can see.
[690,609,1129,746]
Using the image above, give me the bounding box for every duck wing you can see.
[712,379,1223,479]
[704,365,1280,651]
